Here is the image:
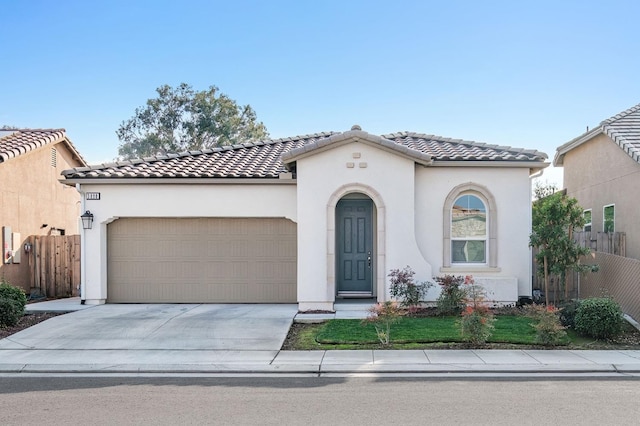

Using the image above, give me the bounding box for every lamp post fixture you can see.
[81,211,94,230]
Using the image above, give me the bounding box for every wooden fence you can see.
[573,231,626,257]
[27,235,80,298]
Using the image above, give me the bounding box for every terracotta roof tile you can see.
[0,128,63,162]
[0,128,87,165]
[62,130,547,180]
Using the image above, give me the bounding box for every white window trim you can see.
[443,182,498,269]
[603,204,615,233]
[583,209,592,232]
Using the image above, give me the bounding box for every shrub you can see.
[524,304,567,346]
[574,297,624,339]
[0,297,23,327]
[0,279,27,319]
[558,299,581,329]
[362,301,404,346]
[434,274,467,315]
[458,277,495,344]
[388,266,432,308]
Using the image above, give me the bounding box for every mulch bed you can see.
[0,312,61,339]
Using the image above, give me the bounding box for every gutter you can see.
[60,177,297,186]
[553,126,602,166]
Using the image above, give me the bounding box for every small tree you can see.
[529,184,593,305]
[363,301,404,346]
[458,276,495,345]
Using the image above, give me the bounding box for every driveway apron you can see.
[0,304,298,351]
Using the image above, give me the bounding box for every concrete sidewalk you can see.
[3,298,639,376]
[1,348,640,375]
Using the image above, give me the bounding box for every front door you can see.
[336,199,373,296]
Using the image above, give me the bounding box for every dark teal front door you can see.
[336,199,373,295]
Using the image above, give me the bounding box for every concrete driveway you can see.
[0,304,298,351]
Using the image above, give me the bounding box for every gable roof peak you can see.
[0,128,86,166]
[555,102,640,166]
[601,103,640,125]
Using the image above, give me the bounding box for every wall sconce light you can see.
[24,242,32,253]
[81,211,94,230]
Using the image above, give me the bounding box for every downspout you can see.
[528,172,535,299]
[76,183,86,304]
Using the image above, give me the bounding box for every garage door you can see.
[107,218,297,303]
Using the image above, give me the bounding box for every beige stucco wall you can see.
[562,133,640,260]
[0,142,83,290]
[78,183,297,304]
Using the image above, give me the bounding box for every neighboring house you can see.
[0,129,87,291]
[62,126,548,310]
[554,103,640,260]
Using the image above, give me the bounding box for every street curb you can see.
[2,363,639,375]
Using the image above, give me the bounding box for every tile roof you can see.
[0,128,87,165]
[555,103,640,165]
[384,132,547,162]
[601,103,640,163]
[62,130,548,180]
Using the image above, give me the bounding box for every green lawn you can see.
[316,316,539,345]
[289,316,579,350]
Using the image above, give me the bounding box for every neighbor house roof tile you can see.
[0,128,87,165]
[601,103,640,163]
[62,130,547,180]
[555,103,640,165]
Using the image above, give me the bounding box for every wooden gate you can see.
[27,235,80,298]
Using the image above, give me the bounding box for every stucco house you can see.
[554,103,640,260]
[62,126,548,310]
[1,129,87,290]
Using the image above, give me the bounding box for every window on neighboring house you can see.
[603,204,615,233]
[451,194,487,264]
[583,209,592,232]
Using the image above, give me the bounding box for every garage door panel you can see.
[107,218,297,303]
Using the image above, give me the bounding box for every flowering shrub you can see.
[457,276,495,344]
[524,304,567,346]
[362,301,404,346]
[434,274,467,315]
[388,266,432,308]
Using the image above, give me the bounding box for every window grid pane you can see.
[452,240,486,263]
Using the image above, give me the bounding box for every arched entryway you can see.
[327,184,386,303]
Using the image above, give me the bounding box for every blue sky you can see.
[2,0,639,186]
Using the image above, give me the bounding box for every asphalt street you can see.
[2,377,640,425]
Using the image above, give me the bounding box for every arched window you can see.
[451,194,487,263]
[443,183,497,269]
